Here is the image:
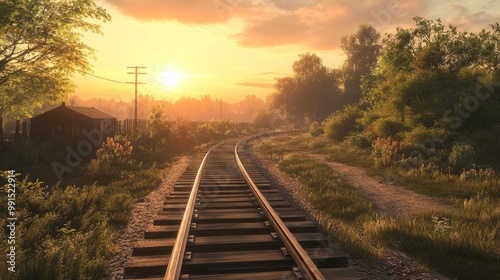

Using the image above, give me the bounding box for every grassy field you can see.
[0,162,168,280]
[256,133,500,280]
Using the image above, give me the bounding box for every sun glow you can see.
[160,70,183,88]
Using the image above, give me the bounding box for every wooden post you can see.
[15,120,20,141]
[22,119,27,139]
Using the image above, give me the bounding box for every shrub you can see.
[95,137,133,164]
[344,132,373,149]
[371,137,405,167]
[470,126,500,168]
[324,105,362,141]
[129,106,176,164]
[87,137,134,179]
[195,119,241,143]
[448,143,475,171]
[309,121,324,137]
[459,167,496,182]
[373,118,407,138]
[172,118,196,153]
[0,173,115,280]
[404,126,445,146]
[359,110,382,128]
[398,126,449,167]
[253,108,287,129]
[105,193,134,226]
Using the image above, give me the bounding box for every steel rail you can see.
[234,138,325,280]
[164,142,222,280]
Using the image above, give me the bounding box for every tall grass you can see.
[257,140,381,260]
[393,166,500,199]
[364,197,500,279]
[257,134,500,280]
[0,151,167,279]
[277,133,373,167]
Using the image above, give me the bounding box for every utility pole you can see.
[219,98,222,120]
[127,66,147,131]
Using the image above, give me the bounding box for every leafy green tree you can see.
[380,17,500,74]
[363,17,500,131]
[340,25,381,105]
[359,17,500,169]
[272,53,343,122]
[0,0,110,141]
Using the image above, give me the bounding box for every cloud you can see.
[104,0,227,23]
[254,71,284,76]
[105,0,499,50]
[233,14,312,47]
[270,0,320,11]
[233,0,426,49]
[443,3,500,30]
[236,81,274,88]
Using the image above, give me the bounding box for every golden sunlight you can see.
[159,69,184,88]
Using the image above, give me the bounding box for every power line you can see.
[142,84,178,96]
[79,71,129,84]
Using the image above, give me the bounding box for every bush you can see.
[309,121,324,137]
[371,137,405,167]
[359,110,382,128]
[448,142,475,171]
[400,126,448,167]
[172,118,196,153]
[87,137,134,180]
[253,108,287,129]
[324,105,362,141]
[0,173,115,280]
[344,132,373,149]
[105,193,134,226]
[470,126,500,168]
[373,118,407,138]
[195,119,241,143]
[404,126,445,146]
[95,137,133,164]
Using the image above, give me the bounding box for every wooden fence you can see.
[116,119,148,135]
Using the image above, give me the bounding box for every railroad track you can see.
[123,137,362,279]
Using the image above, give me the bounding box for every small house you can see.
[30,102,117,141]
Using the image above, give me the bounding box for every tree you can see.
[233,95,265,122]
[340,25,381,105]
[272,53,343,122]
[0,0,110,142]
[379,17,500,74]
[364,17,500,127]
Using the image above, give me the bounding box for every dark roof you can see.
[31,102,117,120]
[67,106,116,119]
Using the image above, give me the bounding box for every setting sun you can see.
[159,70,183,88]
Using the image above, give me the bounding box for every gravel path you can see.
[104,155,193,280]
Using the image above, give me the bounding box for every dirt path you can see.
[247,137,450,279]
[302,152,452,217]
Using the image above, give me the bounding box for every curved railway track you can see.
[123,137,362,279]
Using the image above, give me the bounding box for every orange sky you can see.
[73,0,500,103]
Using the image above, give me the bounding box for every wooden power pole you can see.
[220,98,222,120]
[127,66,147,130]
